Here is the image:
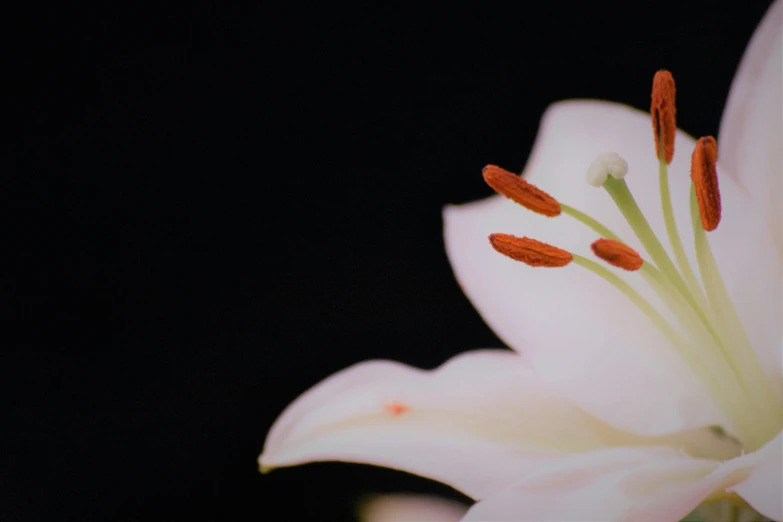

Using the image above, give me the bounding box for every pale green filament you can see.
[574,254,753,437]
[690,186,783,449]
[602,177,720,341]
[640,262,764,445]
[561,204,621,242]
[658,158,710,312]
[602,178,689,296]
[571,254,688,353]
[641,263,736,382]
[575,243,766,447]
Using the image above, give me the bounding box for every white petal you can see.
[725,431,783,521]
[444,100,746,435]
[357,494,468,522]
[711,0,783,396]
[719,0,783,251]
[462,434,783,522]
[259,350,736,499]
[461,446,721,522]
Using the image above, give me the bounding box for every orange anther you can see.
[488,234,572,267]
[591,239,643,271]
[482,165,561,217]
[691,136,721,231]
[651,70,677,164]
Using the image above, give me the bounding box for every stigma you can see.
[586,152,628,187]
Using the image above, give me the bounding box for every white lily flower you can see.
[259,1,783,520]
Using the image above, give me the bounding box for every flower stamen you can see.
[591,239,643,271]
[488,234,572,267]
[482,165,561,217]
[484,163,622,240]
[651,69,676,164]
[651,71,708,308]
[686,138,782,447]
[691,136,721,232]
[600,176,693,302]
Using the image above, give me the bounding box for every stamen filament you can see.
[638,262,761,441]
[579,242,762,446]
[602,178,690,297]
[689,186,783,449]
[571,253,748,432]
[658,158,710,312]
[603,177,723,359]
[571,254,687,353]
[641,262,729,372]
[561,204,622,242]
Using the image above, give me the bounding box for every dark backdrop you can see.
[3,2,774,520]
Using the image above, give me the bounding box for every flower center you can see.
[483,70,783,452]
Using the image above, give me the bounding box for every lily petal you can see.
[444,100,769,435]
[259,349,736,499]
[718,0,783,252]
[461,446,722,522]
[462,435,783,522]
[725,430,783,521]
[357,494,468,522]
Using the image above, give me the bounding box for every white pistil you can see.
[586,152,628,187]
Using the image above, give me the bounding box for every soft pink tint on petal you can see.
[728,431,783,521]
[357,494,468,522]
[719,0,783,252]
[259,350,737,499]
[461,446,720,522]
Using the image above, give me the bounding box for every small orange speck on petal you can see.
[385,401,409,415]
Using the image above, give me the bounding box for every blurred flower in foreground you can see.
[260,1,782,520]
[357,494,467,522]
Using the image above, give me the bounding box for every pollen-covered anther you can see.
[651,69,677,164]
[488,234,572,267]
[591,238,643,271]
[482,165,561,217]
[691,136,721,231]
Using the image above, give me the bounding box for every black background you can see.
[3,2,775,520]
